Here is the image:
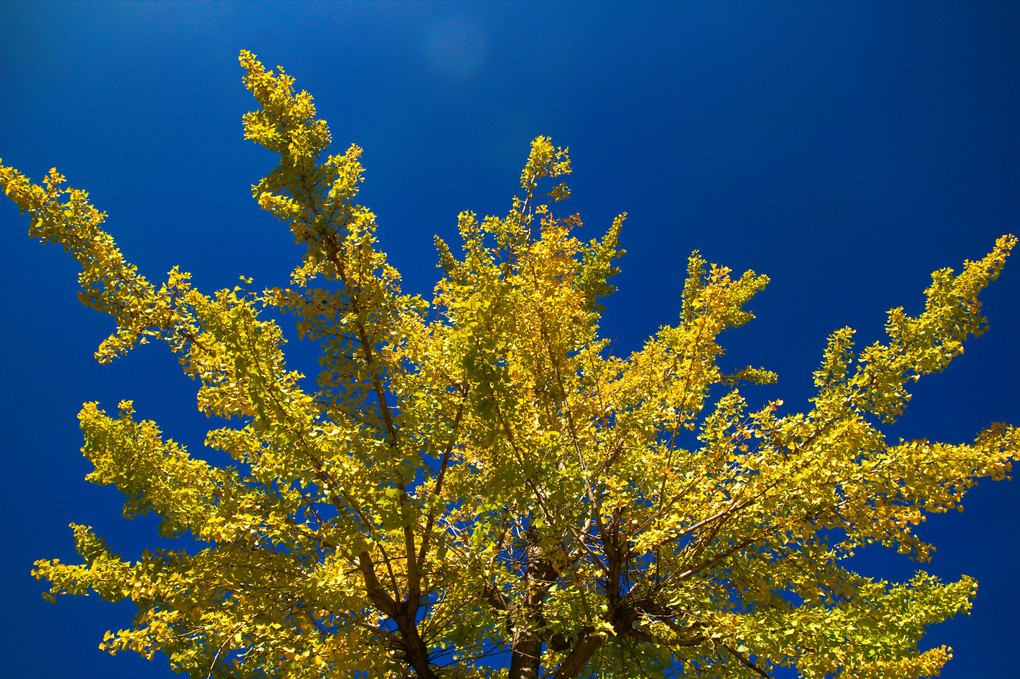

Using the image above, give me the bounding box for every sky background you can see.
[1,2,1018,677]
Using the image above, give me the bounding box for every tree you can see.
[1,50,1017,679]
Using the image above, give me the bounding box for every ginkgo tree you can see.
[1,51,1017,679]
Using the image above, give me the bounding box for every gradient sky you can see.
[2,2,1018,678]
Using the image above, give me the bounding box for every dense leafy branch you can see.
[1,50,1017,679]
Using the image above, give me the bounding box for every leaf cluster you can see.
[2,51,1017,679]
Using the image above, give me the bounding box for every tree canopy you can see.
[1,51,1017,679]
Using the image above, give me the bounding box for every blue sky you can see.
[1,2,1018,677]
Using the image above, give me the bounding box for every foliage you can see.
[2,51,1017,679]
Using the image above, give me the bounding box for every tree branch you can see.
[723,643,770,678]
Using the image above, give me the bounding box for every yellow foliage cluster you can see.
[2,51,1016,679]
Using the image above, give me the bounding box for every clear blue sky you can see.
[1,2,1018,677]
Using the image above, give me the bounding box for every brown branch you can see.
[417,399,466,568]
[357,550,396,617]
[675,535,760,584]
[548,632,604,679]
[723,642,771,678]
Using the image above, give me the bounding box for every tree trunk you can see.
[508,538,560,679]
[508,626,543,679]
